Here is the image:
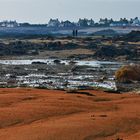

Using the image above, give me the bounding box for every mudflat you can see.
[0,88,139,140]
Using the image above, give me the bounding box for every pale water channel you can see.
[0,59,125,91]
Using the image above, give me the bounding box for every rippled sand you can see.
[0,88,139,140]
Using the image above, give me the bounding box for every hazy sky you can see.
[0,0,139,23]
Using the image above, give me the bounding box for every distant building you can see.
[110,21,127,27]
[99,18,113,25]
[47,19,60,27]
[78,18,87,27]
[98,18,114,27]
[0,20,19,28]
[59,20,75,27]
[110,18,129,27]
[87,19,94,26]
[99,18,106,25]
[78,18,94,27]
[131,17,140,26]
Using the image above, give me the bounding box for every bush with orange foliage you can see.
[115,64,140,83]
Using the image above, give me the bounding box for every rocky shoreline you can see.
[0,31,139,92]
[0,59,139,92]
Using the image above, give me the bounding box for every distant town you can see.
[0,17,140,28]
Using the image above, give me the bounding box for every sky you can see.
[0,0,139,23]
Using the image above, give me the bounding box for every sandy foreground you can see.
[0,88,139,140]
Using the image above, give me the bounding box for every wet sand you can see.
[0,88,139,140]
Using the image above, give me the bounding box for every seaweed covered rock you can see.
[94,46,118,58]
[124,31,140,42]
[115,64,140,83]
[115,64,140,92]
[94,45,133,60]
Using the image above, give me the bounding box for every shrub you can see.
[115,64,140,83]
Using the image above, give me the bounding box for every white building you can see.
[78,18,94,27]
[110,22,127,27]
[47,19,60,27]
[59,20,75,27]
[131,17,140,26]
[0,21,19,28]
